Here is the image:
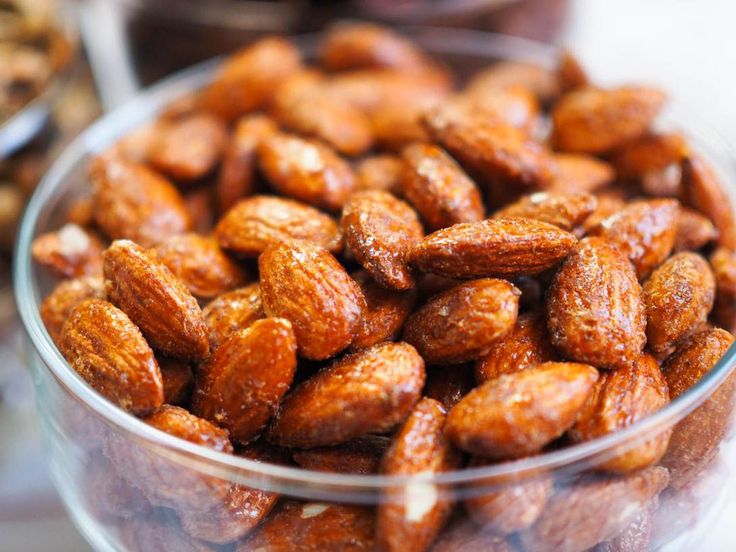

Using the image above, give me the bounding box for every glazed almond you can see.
[674,207,718,252]
[32,223,103,278]
[41,276,105,345]
[549,153,614,193]
[292,435,391,475]
[493,191,597,231]
[202,283,265,351]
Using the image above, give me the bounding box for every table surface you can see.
[3,0,736,550]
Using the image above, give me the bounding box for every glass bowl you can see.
[14,27,736,552]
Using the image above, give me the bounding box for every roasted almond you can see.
[464,60,559,103]
[291,435,391,475]
[610,132,688,184]
[401,143,485,231]
[674,207,718,253]
[158,356,193,406]
[202,283,265,351]
[259,239,364,360]
[549,153,614,193]
[493,191,597,231]
[355,154,405,195]
[446,362,599,459]
[153,233,249,299]
[59,298,163,415]
[378,398,461,552]
[342,190,423,290]
[192,318,297,444]
[551,86,667,153]
[424,365,475,410]
[32,223,104,278]
[409,217,576,279]
[403,279,519,365]
[258,132,356,212]
[710,247,736,333]
[267,341,425,448]
[558,50,589,93]
[642,252,715,353]
[581,189,627,235]
[41,276,105,345]
[546,237,647,370]
[103,240,209,360]
[90,156,191,247]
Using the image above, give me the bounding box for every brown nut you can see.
[493,191,597,231]
[355,154,405,195]
[423,365,475,410]
[90,156,191,247]
[546,237,647,370]
[216,195,343,256]
[103,240,209,360]
[403,279,520,365]
[558,50,589,93]
[192,318,297,444]
[642,252,715,353]
[40,276,105,345]
[610,132,688,184]
[377,398,461,552]
[475,310,558,383]
[581,189,627,235]
[551,86,667,153]
[400,143,485,231]
[568,353,670,473]
[32,223,104,278]
[549,153,615,193]
[120,517,215,552]
[464,61,559,104]
[342,190,424,290]
[410,217,576,279]
[267,341,425,448]
[258,132,356,212]
[291,435,391,475]
[711,247,736,332]
[259,239,364,360]
[675,207,718,253]
[202,283,265,352]
[446,362,599,459]
[158,356,193,406]
[587,199,680,279]
[153,233,249,299]
[59,298,163,416]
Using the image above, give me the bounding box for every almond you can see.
[661,328,736,488]
[355,154,405,195]
[568,353,670,473]
[267,341,425,448]
[192,318,297,444]
[456,85,540,135]
[549,153,614,193]
[520,467,669,552]
[202,283,265,351]
[675,207,718,252]
[433,520,515,552]
[581,189,627,235]
[59,298,163,415]
[552,86,667,153]
[446,362,599,459]
[558,50,589,93]
[403,279,519,365]
[401,143,485,231]
[259,239,364,360]
[611,132,688,183]
[410,217,576,279]
[41,276,105,345]
[32,223,104,278]
[464,60,559,103]
[378,398,461,552]
[710,247,736,332]
[291,435,391,475]
[493,191,597,231]
[594,507,654,552]
[546,237,646,370]
[475,310,558,383]
[103,239,209,360]
[424,365,475,410]
[183,187,216,234]
[158,356,193,406]
[258,132,356,212]
[90,156,191,247]
[642,252,715,353]
[216,195,343,256]
[587,199,679,279]
[153,233,249,299]
[342,190,423,290]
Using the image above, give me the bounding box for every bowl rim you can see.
[14,26,736,491]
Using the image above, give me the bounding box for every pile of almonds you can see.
[32,22,736,552]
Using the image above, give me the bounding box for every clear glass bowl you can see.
[14,27,736,552]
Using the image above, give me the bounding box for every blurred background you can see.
[1,0,734,549]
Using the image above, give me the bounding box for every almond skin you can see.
[258,133,356,212]
[568,353,671,473]
[216,195,344,256]
[403,279,520,365]
[546,237,647,370]
[59,298,163,415]
[446,362,599,459]
[549,153,614,193]
[41,276,105,345]
[202,283,265,351]
[31,223,104,278]
[520,467,670,552]
[267,341,425,448]
[494,191,597,231]
[409,217,577,279]
[238,501,375,552]
[642,252,715,353]
[199,37,302,121]
[551,86,667,153]
[89,156,191,247]
[153,233,249,299]
[342,190,423,290]
[588,199,680,279]
[103,239,209,360]
[192,318,297,444]
[148,113,227,182]
[259,239,365,360]
[291,434,391,475]
[475,310,558,383]
[401,143,485,231]
[377,398,461,552]
[674,208,718,253]
[661,328,736,488]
